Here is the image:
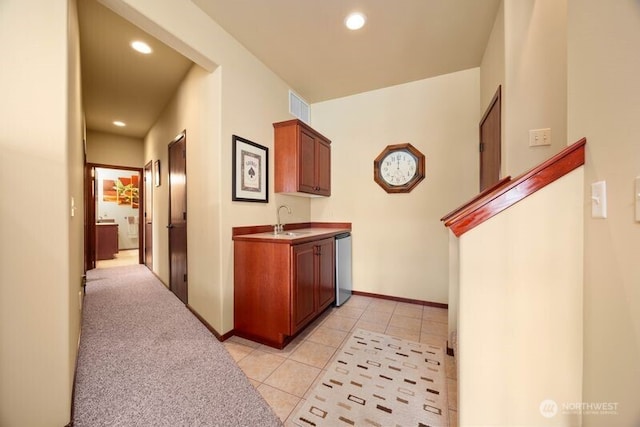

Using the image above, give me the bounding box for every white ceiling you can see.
[78,0,500,138]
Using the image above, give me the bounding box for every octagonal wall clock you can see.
[373,143,426,193]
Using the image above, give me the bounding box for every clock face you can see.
[373,143,425,193]
[380,150,418,186]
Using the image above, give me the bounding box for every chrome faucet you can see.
[275,205,291,234]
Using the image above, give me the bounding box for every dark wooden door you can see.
[316,238,335,311]
[292,242,315,332]
[168,133,188,304]
[84,165,97,271]
[144,161,153,270]
[479,86,502,191]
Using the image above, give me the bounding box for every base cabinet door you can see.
[316,238,335,311]
[292,242,316,333]
[291,238,335,333]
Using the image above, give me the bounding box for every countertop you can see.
[233,225,350,244]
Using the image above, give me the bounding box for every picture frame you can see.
[154,160,161,187]
[232,135,268,203]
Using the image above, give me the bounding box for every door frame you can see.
[84,163,144,270]
[143,160,153,270]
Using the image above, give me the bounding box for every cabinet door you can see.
[315,139,331,196]
[298,129,317,194]
[291,242,316,332]
[316,238,335,311]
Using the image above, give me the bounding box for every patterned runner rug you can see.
[291,328,448,426]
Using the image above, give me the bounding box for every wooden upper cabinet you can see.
[274,119,331,197]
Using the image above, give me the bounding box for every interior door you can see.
[144,160,153,270]
[168,133,188,304]
[479,85,502,191]
[84,165,97,271]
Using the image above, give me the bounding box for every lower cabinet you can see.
[291,238,335,334]
[234,237,335,348]
[96,223,118,260]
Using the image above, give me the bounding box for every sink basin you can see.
[280,231,311,237]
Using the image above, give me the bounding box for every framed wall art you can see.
[232,135,268,202]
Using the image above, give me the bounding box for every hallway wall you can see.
[0,0,84,426]
[568,0,640,424]
[480,0,568,178]
[502,0,568,176]
[98,0,309,335]
[86,130,145,168]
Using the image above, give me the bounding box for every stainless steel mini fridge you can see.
[335,232,352,306]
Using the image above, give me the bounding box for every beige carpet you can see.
[291,328,447,427]
[73,265,281,426]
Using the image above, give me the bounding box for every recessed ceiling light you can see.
[113,121,126,127]
[345,12,366,30]
[131,40,152,54]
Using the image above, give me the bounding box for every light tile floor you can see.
[96,249,139,268]
[223,294,458,426]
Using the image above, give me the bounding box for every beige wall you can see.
[458,168,584,426]
[0,0,83,425]
[144,64,220,317]
[67,0,85,412]
[503,0,568,175]
[480,0,505,113]
[86,130,145,167]
[480,0,505,179]
[567,0,640,424]
[310,69,480,304]
[132,0,311,334]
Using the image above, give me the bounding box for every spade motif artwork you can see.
[232,135,268,203]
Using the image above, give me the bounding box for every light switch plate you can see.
[529,128,551,147]
[591,181,607,219]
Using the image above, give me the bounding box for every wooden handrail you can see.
[443,138,586,237]
[440,176,512,223]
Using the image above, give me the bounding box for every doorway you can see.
[144,161,153,270]
[479,86,502,191]
[85,164,144,270]
[168,132,188,304]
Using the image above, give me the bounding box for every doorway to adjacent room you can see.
[85,164,144,270]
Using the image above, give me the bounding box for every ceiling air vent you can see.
[289,90,310,124]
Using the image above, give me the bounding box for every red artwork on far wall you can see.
[102,176,139,207]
